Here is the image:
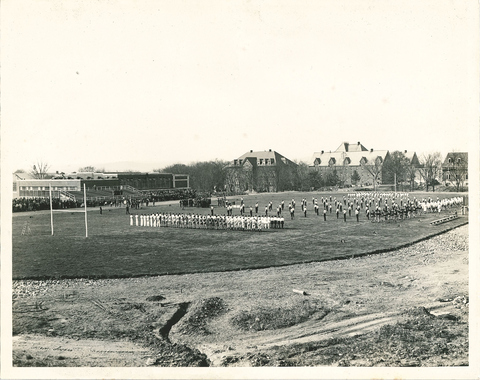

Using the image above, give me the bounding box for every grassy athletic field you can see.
[12,191,468,279]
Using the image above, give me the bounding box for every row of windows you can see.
[18,186,78,191]
[445,173,468,180]
[315,157,382,166]
[234,158,275,165]
[447,157,463,164]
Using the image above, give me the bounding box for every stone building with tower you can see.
[311,142,420,189]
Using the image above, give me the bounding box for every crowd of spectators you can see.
[12,197,81,212]
[13,188,200,213]
[143,188,197,202]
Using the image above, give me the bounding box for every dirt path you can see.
[13,335,154,367]
[197,303,457,366]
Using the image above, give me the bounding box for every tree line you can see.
[18,150,468,195]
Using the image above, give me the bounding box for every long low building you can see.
[13,172,189,199]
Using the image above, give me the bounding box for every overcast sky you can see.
[2,0,478,173]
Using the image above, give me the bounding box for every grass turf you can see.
[12,191,468,279]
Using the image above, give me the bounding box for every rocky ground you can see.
[11,224,469,367]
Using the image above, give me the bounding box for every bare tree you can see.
[78,166,97,172]
[418,152,442,192]
[30,161,50,179]
[360,157,383,191]
[404,164,417,191]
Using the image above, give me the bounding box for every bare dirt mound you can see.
[170,297,228,337]
[198,302,466,367]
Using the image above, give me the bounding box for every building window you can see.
[239,159,242,165]
[234,159,238,165]
[271,158,275,164]
[259,159,263,165]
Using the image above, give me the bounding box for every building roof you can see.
[334,142,369,153]
[237,150,277,161]
[402,151,420,166]
[227,149,297,168]
[443,152,468,166]
[312,150,389,167]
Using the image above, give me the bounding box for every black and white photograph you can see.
[1,0,479,379]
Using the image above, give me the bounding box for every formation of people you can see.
[129,212,285,231]
[127,192,464,229]
[225,193,464,224]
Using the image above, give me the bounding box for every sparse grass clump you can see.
[231,300,328,331]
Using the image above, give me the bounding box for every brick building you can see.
[224,149,298,193]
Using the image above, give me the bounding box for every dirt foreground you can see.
[12,225,469,367]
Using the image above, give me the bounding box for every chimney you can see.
[250,150,253,153]
[404,150,407,153]
[321,150,324,154]
[370,149,373,152]
[269,149,272,152]
[357,141,360,145]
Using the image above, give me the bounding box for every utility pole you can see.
[49,184,54,235]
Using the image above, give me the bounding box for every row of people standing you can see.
[129,212,285,231]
